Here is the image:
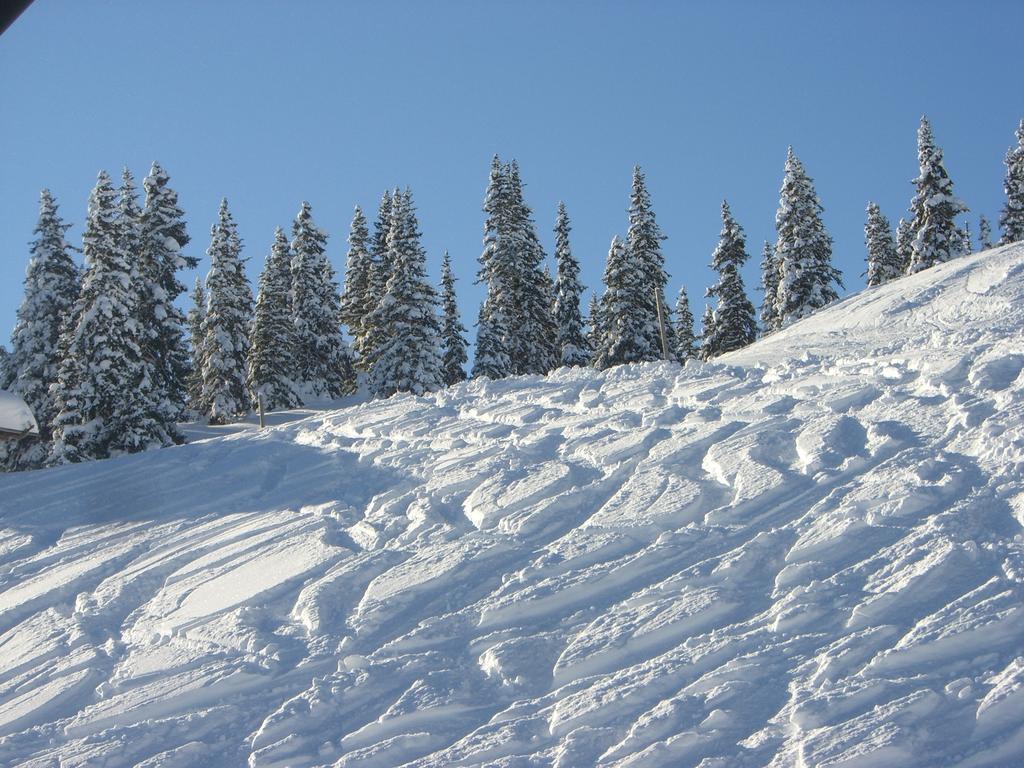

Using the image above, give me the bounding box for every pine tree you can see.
[340,206,373,357]
[702,201,757,359]
[626,166,671,360]
[359,191,396,374]
[366,189,444,397]
[552,202,589,367]
[1000,120,1024,245]
[198,200,252,424]
[290,201,355,400]
[979,215,993,250]
[471,301,509,379]
[50,172,165,463]
[894,218,914,274]
[186,277,206,410]
[864,202,901,287]
[674,286,696,361]
[774,147,842,324]
[0,346,11,389]
[907,117,968,273]
[758,240,780,334]
[139,162,193,426]
[3,190,80,469]
[248,228,302,410]
[439,251,468,386]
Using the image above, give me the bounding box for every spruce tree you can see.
[673,286,696,361]
[907,117,968,273]
[959,220,973,257]
[702,201,757,359]
[290,201,355,400]
[0,346,10,389]
[50,172,164,463]
[248,227,301,410]
[506,161,558,375]
[3,190,80,469]
[586,293,602,363]
[198,200,252,423]
[359,191,396,374]
[774,147,842,324]
[340,206,373,357]
[186,277,206,410]
[979,215,993,251]
[439,251,468,386]
[864,202,901,286]
[552,202,589,367]
[594,234,650,369]
[698,304,715,360]
[366,189,444,397]
[758,240,780,334]
[894,218,914,275]
[471,301,509,379]
[626,166,671,360]
[1000,120,1024,245]
[139,162,193,425]
[474,156,514,379]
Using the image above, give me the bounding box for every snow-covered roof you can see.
[0,390,38,438]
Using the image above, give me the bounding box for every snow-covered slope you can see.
[2,245,1024,767]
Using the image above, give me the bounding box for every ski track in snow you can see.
[1,245,1024,767]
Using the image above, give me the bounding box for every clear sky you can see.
[1,1,1021,358]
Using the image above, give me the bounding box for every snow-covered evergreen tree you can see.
[186,277,206,410]
[907,117,968,273]
[758,240,780,334]
[358,191,396,374]
[552,202,589,367]
[894,218,913,274]
[290,201,355,399]
[626,166,671,360]
[248,227,301,411]
[139,162,194,425]
[2,190,80,469]
[774,148,842,324]
[702,201,757,359]
[959,220,973,257]
[471,301,509,379]
[864,202,901,287]
[340,206,373,357]
[474,157,515,379]
[586,293,602,363]
[673,286,696,361]
[50,172,166,463]
[594,234,650,369]
[366,189,444,397]
[506,161,558,375]
[198,200,252,424]
[698,304,715,359]
[1000,120,1024,245]
[439,251,468,386]
[979,215,993,251]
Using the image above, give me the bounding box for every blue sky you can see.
[1,1,1021,356]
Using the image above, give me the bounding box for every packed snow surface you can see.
[3,245,1024,767]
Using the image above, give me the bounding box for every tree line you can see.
[2,117,1022,470]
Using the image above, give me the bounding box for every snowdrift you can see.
[0,390,38,438]
[2,245,1024,767]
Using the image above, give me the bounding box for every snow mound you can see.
[0,390,38,437]
[2,245,1024,767]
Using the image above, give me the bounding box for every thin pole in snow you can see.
[258,393,266,429]
[654,287,670,360]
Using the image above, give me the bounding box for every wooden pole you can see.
[654,287,670,360]
[258,393,266,429]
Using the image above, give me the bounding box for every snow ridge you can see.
[2,245,1024,766]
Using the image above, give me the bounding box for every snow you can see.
[0,390,37,436]
[2,244,1024,766]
